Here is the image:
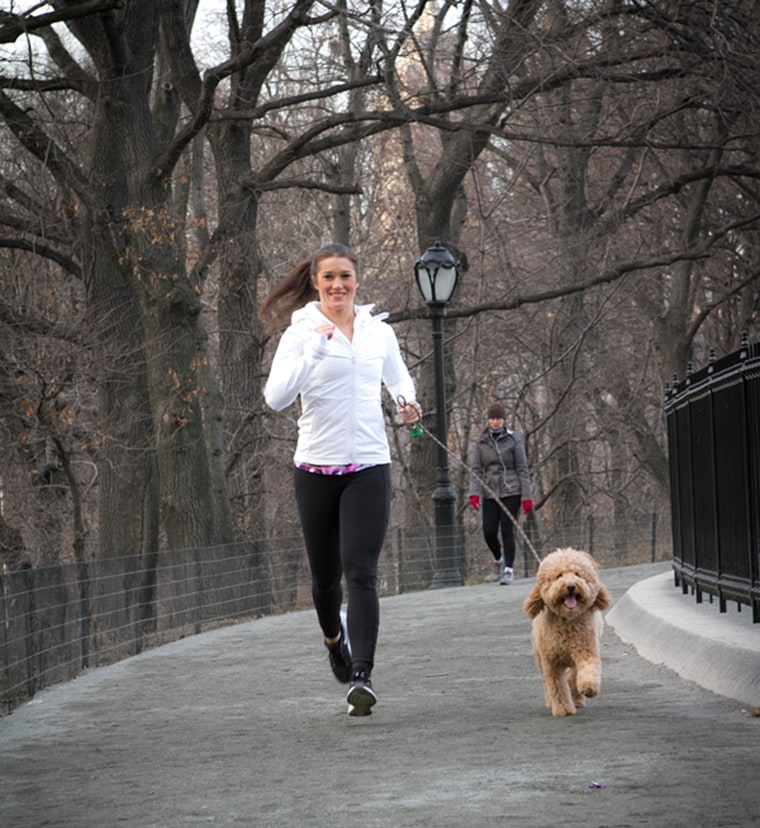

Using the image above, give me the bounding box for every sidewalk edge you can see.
[606,571,760,707]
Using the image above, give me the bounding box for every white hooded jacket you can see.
[264,301,417,466]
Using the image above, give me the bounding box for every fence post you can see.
[22,566,36,701]
[194,546,203,635]
[78,561,90,669]
[396,527,405,595]
[1,567,10,712]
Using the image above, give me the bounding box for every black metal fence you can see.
[665,333,760,622]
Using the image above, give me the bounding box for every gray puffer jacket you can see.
[468,427,532,501]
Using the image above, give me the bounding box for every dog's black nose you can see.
[567,584,576,594]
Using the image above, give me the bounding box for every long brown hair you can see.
[260,243,359,334]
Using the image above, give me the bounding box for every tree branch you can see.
[0,91,94,208]
[0,0,122,44]
[0,237,81,276]
[386,250,711,323]
[154,0,322,180]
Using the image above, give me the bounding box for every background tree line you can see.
[1,0,758,589]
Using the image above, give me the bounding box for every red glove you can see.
[469,495,480,511]
[522,499,533,514]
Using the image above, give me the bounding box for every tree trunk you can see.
[208,121,273,612]
[79,3,223,554]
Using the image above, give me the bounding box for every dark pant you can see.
[482,495,521,568]
[294,464,391,675]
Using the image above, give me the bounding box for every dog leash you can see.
[397,396,542,564]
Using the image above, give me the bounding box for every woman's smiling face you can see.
[312,256,358,314]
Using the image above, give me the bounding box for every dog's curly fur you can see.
[523,548,612,717]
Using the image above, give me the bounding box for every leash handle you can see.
[396,396,423,437]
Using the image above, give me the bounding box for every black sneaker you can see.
[326,624,352,684]
[346,669,377,717]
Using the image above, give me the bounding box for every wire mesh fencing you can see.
[1,513,670,714]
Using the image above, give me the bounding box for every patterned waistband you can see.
[294,461,376,476]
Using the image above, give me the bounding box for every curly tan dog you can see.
[523,548,612,716]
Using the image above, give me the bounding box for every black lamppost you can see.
[414,240,463,588]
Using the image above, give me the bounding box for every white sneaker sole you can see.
[346,684,377,717]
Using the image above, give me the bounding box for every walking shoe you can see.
[500,567,514,586]
[486,553,505,582]
[346,669,377,717]
[326,623,352,684]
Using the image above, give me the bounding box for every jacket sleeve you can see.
[263,325,330,411]
[513,432,533,499]
[468,440,483,497]
[381,323,416,405]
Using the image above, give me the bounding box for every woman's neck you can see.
[320,305,355,325]
[320,304,355,340]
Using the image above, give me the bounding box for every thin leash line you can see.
[397,397,542,565]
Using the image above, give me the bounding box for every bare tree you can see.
[1,0,758,581]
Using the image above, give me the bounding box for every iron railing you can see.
[665,333,760,622]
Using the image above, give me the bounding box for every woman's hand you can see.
[398,400,422,424]
[314,322,336,340]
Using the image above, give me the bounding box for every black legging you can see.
[294,464,391,675]
[481,495,521,567]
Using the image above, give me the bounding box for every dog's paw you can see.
[579,684,598,699]
[551,703,576,717]
[551,698,576,717]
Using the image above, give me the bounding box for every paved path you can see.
[1,561,759,828]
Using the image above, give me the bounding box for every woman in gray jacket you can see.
[469,402,533,585]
